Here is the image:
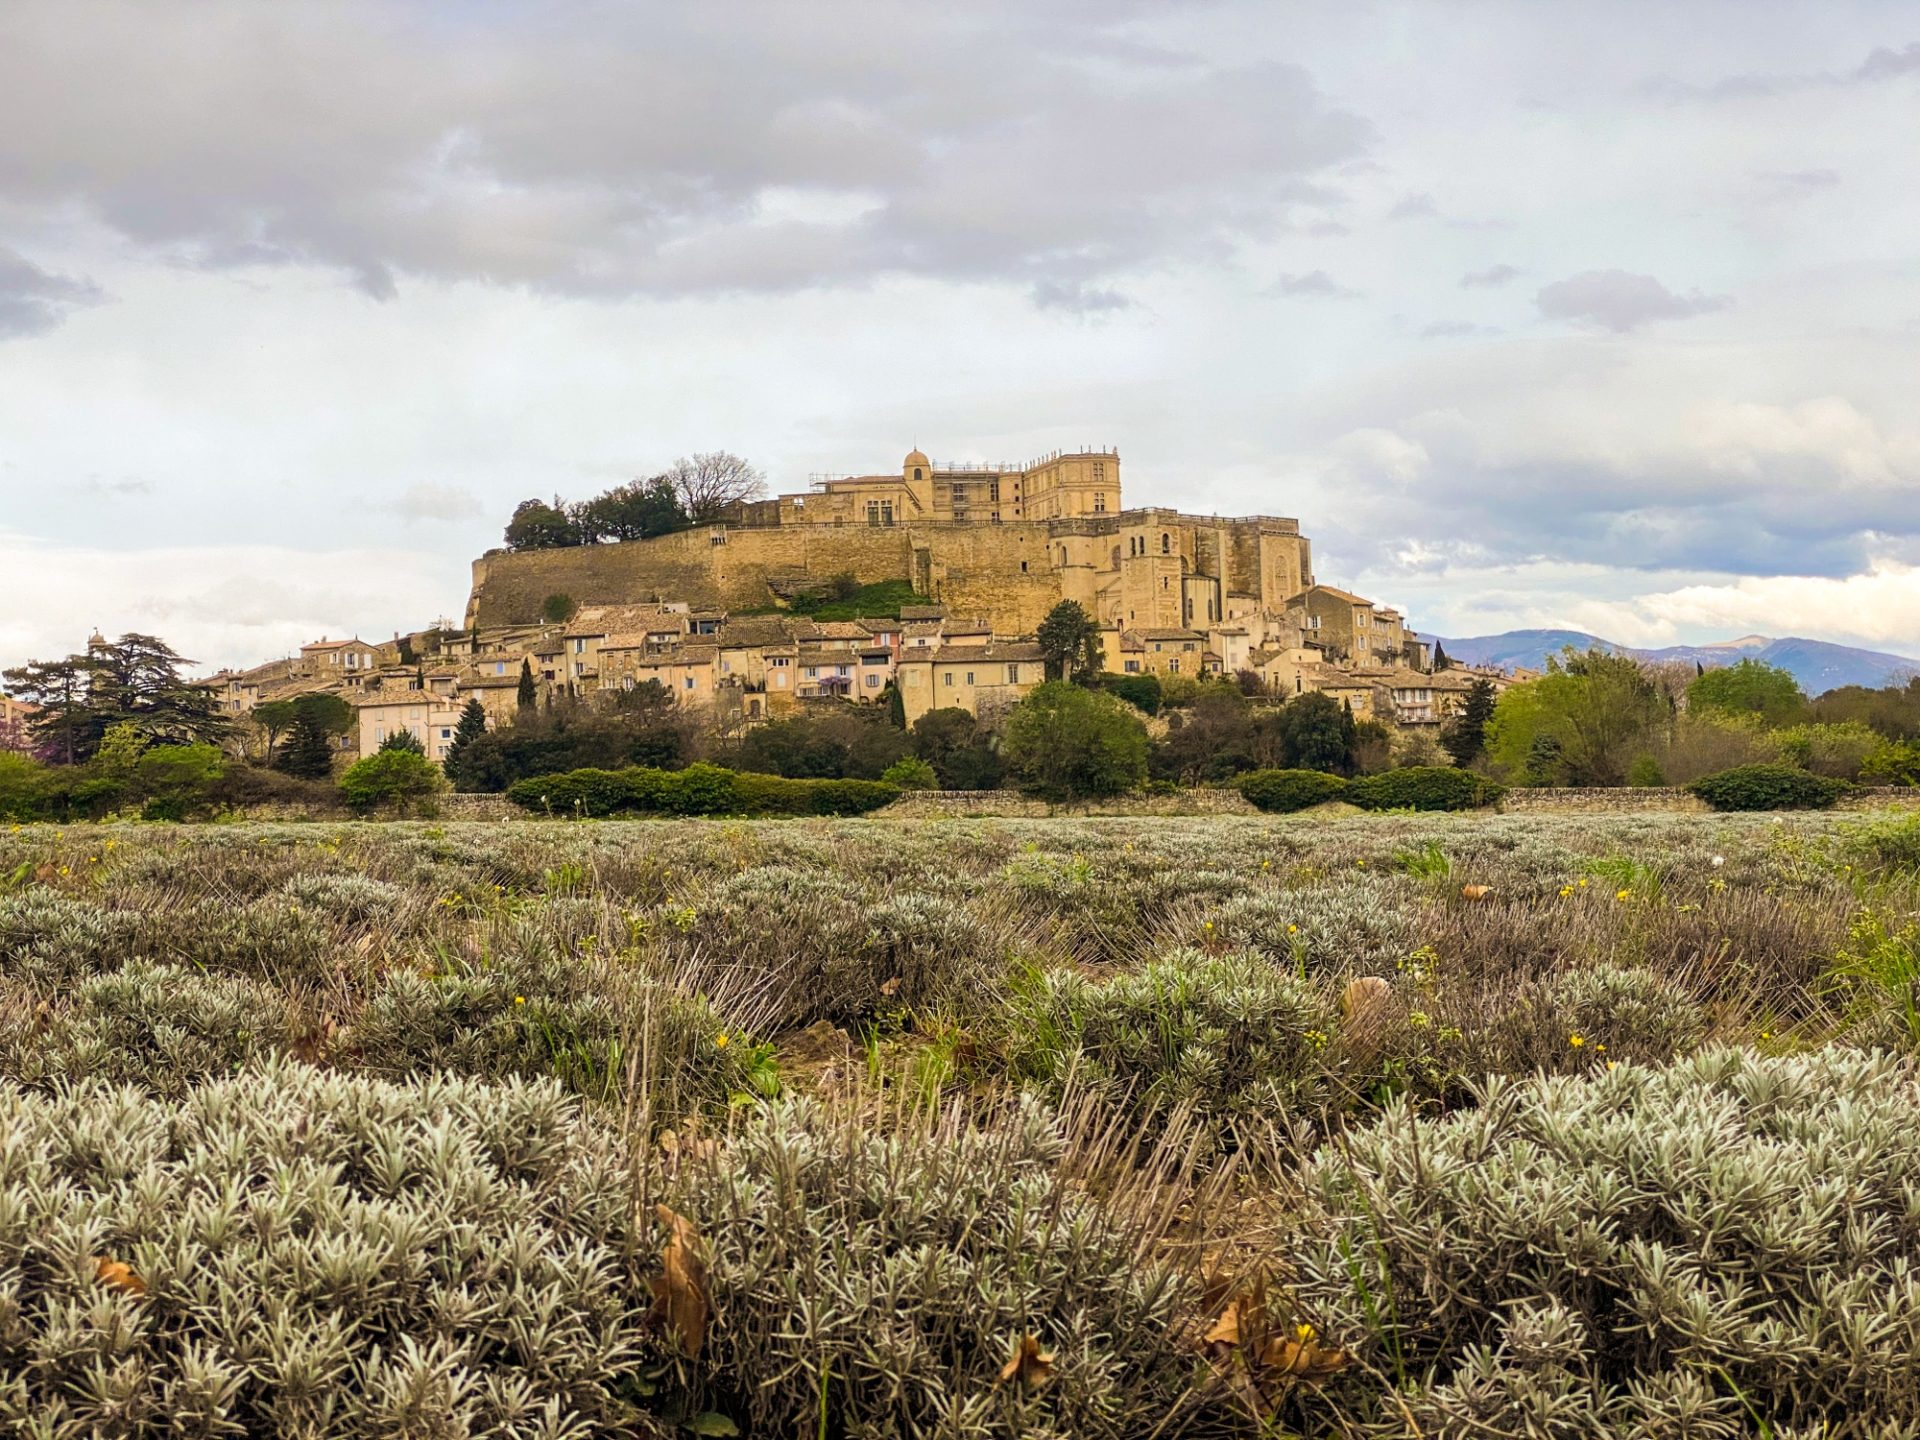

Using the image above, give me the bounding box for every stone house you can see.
[896,642,1046,726]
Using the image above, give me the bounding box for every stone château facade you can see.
[466,447,1316,637]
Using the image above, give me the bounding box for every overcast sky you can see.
[3,0,1918,674]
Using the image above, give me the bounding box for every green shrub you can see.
[1102,672,1163,716]
[1689,762,1851,811]
[880,755,938,789]
[1348,765,1503,811]
[1624,754,1666,787]
[0,752,51,820]
[1290,1047,1920,1436]
[1008,948,1334,1151]
[338,748,445,814]
[506,764,898,818]
[503,765,634,816]
[657,1094,1207,1437]
[0,1062,656,1434]
[1236,768,1350,812]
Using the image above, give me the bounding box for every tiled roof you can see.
[908,643,1047,665]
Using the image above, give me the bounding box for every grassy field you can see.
[2,810,1918,1437]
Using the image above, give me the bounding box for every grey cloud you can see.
[1419,320,1497,338]
[0,2,1372,302]
[1031,280,1132,315]
[1387,193,1438,220]
[1535,270,1727,332]
[1854,41,1920,80]
[388,483,483,522]
[1644,38,1920,100]
[74,476,153,497]
[0,248,104,337]
[1271,270,1360,299]
[1755,169,1841,202]
[1461,263,1520,288]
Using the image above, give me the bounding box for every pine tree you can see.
[443,699,488,787]
[517,659,538,711]
[278,713,336,779]
[1441,677,1498,767]
[1035,600,1103,683]
[378,728,425,755]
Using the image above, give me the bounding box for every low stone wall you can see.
[1837,787,1920,810]
[237,793,522,822]
[1498,787,1711,814]
[881,788,1258,819]
[1500,785,1919,814]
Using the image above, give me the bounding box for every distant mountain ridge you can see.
[1431,629,1920,696]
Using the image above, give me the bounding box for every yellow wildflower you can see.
[1296,1323,1316,1343]
[1615,888,1631,901]
[1287,923,1298,934]
[715,1032,730,1049]
[1569,1033,1585,1048]
[513,995,525,1005]
[1558,885,1573,897]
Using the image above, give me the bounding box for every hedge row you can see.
[1688,762,1852,811]
[506,762,899,818]
[1237,766,1504,813]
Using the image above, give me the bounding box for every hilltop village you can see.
[192,447,1515,763]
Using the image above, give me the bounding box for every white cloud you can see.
[1564,559,1920,651]
[0,532,464,673]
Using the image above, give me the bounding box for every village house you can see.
[297,637,380,678]
[895,642,1046,726]
[353,692,466,763]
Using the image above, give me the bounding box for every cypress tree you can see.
[517,659,538,711]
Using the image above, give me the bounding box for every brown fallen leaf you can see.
[93,1256,146,1297]
[997,1332,1055,1390]
[1461,883,1495,901]
[878,976,902,997]
[647,1204,710,1357]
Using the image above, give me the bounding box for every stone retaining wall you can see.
[1497,787,1711,814]
[1499,785,1919,814]
[881,788,1258,819]
[236,785,1915,823]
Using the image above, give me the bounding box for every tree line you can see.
[504,452,766,550]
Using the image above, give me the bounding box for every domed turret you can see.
[903,448,930,482]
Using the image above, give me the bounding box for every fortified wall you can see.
[467,511,1312,633]
[466,446,1314,632]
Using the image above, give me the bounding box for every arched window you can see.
[913,467,923,481]
[1160,533,1170,554]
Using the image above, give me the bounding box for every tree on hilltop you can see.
[504,497,582,550]
[573,476,689,542]
[664,451,765,522]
